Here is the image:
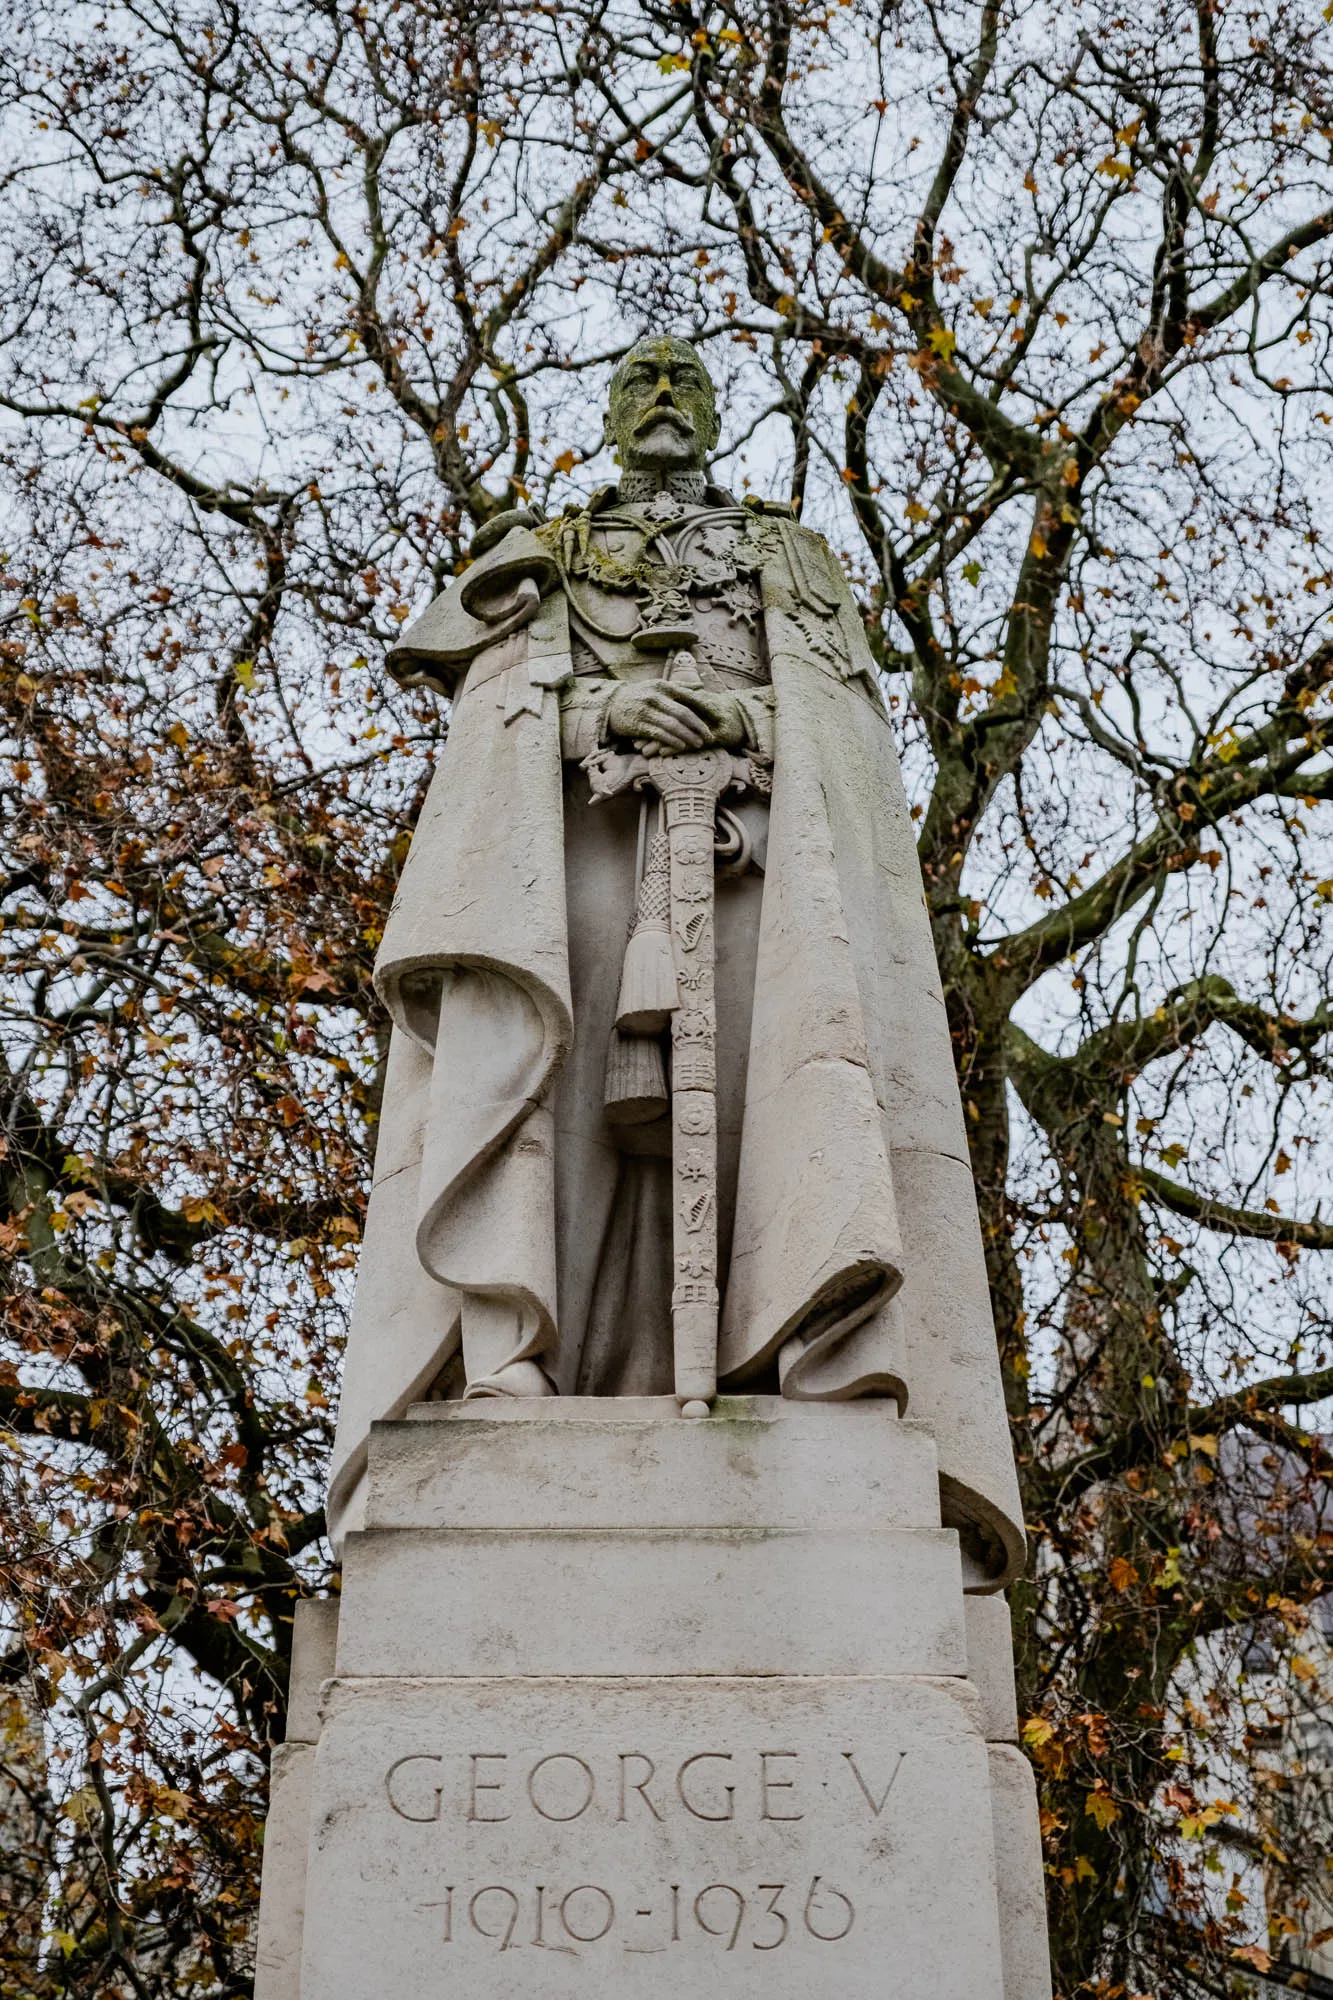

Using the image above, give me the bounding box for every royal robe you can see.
[327,497,1024,1590]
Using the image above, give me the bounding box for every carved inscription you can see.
[384,1747,906,1827]
[384,1743,906,1968]
[420,1877,855,1954]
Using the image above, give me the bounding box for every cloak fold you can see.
[373,600,572,1353]
[328,520,1024,1589]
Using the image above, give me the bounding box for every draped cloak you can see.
[327,504,1025,1590]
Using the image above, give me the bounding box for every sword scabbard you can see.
[648,747,736,1414]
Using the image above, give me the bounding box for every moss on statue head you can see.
[607,336,720,474]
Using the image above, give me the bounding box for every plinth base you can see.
[256,1398,1051,1999]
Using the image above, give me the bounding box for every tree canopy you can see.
[1,0,1331,1990]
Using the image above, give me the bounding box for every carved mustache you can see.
[633,403,695,438]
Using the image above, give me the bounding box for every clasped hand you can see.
[605,680,746,755]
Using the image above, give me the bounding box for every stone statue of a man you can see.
[327,337,1023,1591]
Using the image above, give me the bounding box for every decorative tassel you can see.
[604,1027,668,1125]
[615,924,678,1033]
[615,829,677,1032]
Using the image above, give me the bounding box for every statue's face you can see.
[607,338,720,474]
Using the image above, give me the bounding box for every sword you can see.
[584,649,751,1418]
[645,734,734,1417]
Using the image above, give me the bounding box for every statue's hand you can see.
[605,681,712,753]
[605,682,746,753]
[673,687,747,748]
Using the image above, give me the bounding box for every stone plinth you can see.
[261,1398,1051,1999]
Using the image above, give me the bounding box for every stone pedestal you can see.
[258,1398,1050,1999]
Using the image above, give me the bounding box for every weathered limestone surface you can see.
[255,1602,338,2000]
[255,1745,314,2000]
[271,1399,1051,1997]
[380,1395,942,1529]
[341,1401,964,1682]
[301,1674,1004,2000]
[339,1523,963,1679]
[325,337,1024,1591]
[959,1598,1053,2000]
[988,1744,1056,2000]
[261,341,1052,1995]
[965,1590,1021,1744]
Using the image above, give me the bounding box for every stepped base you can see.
[256,1397,1051,1999]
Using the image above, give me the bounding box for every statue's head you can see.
[607,335,720,476]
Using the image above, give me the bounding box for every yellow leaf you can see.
[905,500,928,522]
[553,449,577,475]
[1085,1790,1120,1830]
[927,326,956,360]
[167,721,189,750]
[1291,1655,1318,1682]
[1097,157,1134,181]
